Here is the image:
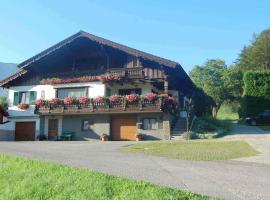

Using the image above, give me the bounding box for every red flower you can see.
[17,103,29,110]
[35,99,46,107]
[49,98,61,106]
[109,94,121,103]
[94,96,104,103]
[144,92,157,102]
[79,96,89,105]
[126,94,139,103]
[64,96,76,105]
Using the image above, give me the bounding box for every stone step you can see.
[171,130,186,135]
[172,129,187,133]
[174,125,186,128]
[171,135,183,141]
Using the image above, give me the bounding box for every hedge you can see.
[241,71,270,117]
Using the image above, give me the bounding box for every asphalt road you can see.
[0,141,269,200]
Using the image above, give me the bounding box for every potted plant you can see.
[17,103,29,110]
[78,96,92,112]
[100,133,109,141]
[135,133,143,141]
[125,94,139,103]
[109,94,121,103]
[144,92,157,102]
[64,96,78,112]
[49,98,63,113]
[35,99,49,113]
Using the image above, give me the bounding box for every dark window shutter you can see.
[13,92,19,105]
[29,91,37,104]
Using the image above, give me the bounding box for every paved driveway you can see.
[0,141,270,200]
[220,124,270,165]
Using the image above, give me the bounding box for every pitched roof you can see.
[1,31,183,86]
[18,31,180,69]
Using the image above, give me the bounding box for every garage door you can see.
[111,115,137,141]
[15,122,36,141]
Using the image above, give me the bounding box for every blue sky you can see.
[0,0,269,72]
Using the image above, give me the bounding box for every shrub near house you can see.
[240,71,270,117]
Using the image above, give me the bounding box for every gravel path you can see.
[0,141,270,200]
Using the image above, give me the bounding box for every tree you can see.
[0,96,8,111]
[189,59,229,117]
[222,65,243,99]
[238,29,270,70]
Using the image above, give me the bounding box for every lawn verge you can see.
[0,153,214,200]
[121,141,258,161]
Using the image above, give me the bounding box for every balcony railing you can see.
[106,67,145,79]
[36,99,163,115]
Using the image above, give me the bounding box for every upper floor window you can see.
[13,91,37,105]
[118,88,141,95]
[57,87,88,99]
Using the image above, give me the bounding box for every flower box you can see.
[64,105,78,113]
[50,106,64,113]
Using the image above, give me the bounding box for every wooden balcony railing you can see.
[107,67,144,79]
[36,99,162,115]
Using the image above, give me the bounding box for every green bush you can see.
[191,116,231,138]
[182,131,197,140]
[0,96,8,109]
[241,71,270,117]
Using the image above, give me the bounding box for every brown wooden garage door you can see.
[111,115,137,141]
[15,122,36,141]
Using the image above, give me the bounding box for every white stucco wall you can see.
[6,82,106,118]
[0,87,8,97]
[0,82,106,137]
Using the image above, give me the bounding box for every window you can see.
[13,91,37,105]
[143,118,157,130]
[82,119,93,131]
[57,87,87,99]
[19,92,30,104]
[118,88,141,95]
[41,90,45,99]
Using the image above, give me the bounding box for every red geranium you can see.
[126,94,139,103]
[49,98,61,106]
[144,92,157,102]
[79,96,89,105]
[109,94,121,103]
[17,103,29,110]
[94,96,104,103]
[35,99,46,107]
[64,96,76,105]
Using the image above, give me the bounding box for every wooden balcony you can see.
[42,67,164,82]
[36,99,163,115]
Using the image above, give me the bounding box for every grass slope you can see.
[122,141,258,161]
[0,154,214,200]
[217,101,240,121]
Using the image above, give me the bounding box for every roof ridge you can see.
[18,30,180,69]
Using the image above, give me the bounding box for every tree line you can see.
[189,28,270,118]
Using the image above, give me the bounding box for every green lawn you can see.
[0,154,214,200]
[217,101,240,121]
[122,141,258,161]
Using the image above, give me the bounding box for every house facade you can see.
[0,31,195,141]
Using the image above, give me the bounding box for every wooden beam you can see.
[164,75,169,94]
